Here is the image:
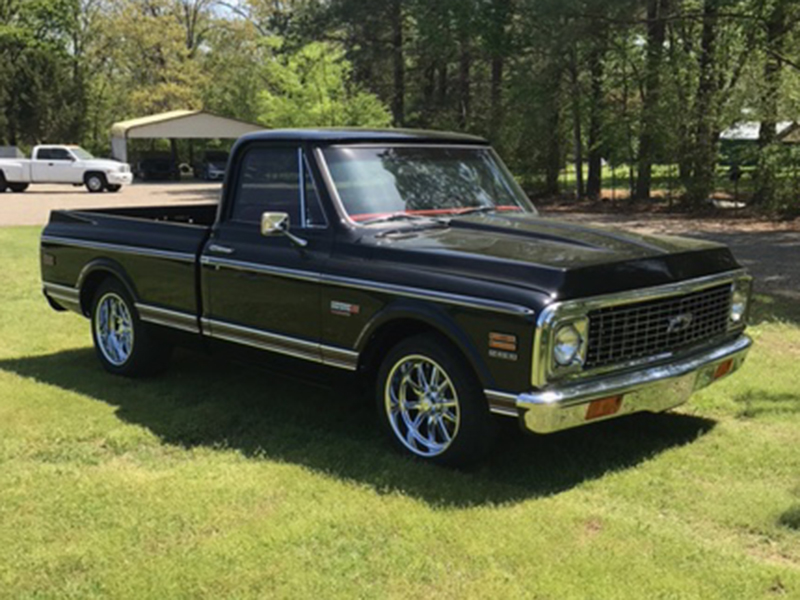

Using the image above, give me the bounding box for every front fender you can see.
[355,298,495,388]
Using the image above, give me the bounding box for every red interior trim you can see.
[350,205,522,222]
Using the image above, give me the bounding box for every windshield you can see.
[321,146,535,223]
[70,147,95,160]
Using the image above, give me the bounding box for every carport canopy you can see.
[110,110,264,163]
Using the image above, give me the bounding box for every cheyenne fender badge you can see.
[331,300,361,317]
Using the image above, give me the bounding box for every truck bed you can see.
[48,203,218,227]
[42,204,217,319]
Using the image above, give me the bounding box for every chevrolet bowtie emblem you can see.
[667,313,694,333]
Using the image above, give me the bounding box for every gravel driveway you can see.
[0,182,219,226]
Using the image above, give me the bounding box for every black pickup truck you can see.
[41,129,753,465]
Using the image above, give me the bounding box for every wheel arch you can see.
[77,259,139,317]
[355,301,493,389]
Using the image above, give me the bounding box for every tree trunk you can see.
[421,61,436,127]
[487,0,511,141]
[437,62,448,108]
[458,40,472,130]
[586,45,604,199]
[754,1,788,206]
[390,0,405,126]
[545,106,561,196]
[490,55,504,141]
[569,50,584,198]
[686,0,720,206]
[635,0,671,200]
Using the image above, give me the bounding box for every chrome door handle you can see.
[208,244,235,255]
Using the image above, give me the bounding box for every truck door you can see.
[200,144,331,361]
[32,148,79,183]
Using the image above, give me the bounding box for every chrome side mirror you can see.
[260,212,308,248]
[261,212,289,236]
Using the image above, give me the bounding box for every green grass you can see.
[1,226,799,599]
[549,162,800,200]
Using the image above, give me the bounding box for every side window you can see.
[231,147,300,226]
[36,148,53,160]
[231,146,328,229]
[50,148,72,161]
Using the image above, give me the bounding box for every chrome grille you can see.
[585,283,732,369]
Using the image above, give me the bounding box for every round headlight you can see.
[730,289,747,324]
[554,324,582,366]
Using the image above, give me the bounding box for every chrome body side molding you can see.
[42,282,81,313]
[201,318,359,371]
[41,235,196,263]
[135,304,200,334]
[201,255,534,317]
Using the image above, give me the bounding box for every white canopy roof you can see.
[720,121,794,141]
[110,110,264,162]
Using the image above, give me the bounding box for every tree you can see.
[635,0,671,200]
[257,41,392,128]
[0,0,86,145]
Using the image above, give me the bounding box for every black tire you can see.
[90,279,172,377]
[0,171,7,192]
[85,172,107,193]
[106,184,122,193]
[376,333,496,467]
[8,182,29,193]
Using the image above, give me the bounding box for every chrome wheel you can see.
[384,354,460,457]
[94,292,134,366]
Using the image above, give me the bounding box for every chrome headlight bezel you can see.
[549,318,589,376]
[729,276,752,328]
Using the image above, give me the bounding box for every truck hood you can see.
[366,213,740,300]
[80,159,127,170]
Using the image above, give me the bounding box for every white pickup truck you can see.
[0,145,133,193]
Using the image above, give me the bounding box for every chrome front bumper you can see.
[486,335,752,434]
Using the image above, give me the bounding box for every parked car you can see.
[133,154,181,181]
[0,145,132,193]
[193,150,229,181]
[40,129,753,466]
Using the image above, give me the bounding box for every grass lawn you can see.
[0,226,798,599]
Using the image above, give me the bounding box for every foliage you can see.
[258,41,392,128]
[0,0,85,145]
[2,0,800,208]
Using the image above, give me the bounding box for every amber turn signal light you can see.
[585,395,623,421]
[489,332,517,352]
[713,359,733,380]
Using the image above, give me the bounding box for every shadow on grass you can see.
[779,506,800,531]
[0,348,717,508]
[734,391,800,419]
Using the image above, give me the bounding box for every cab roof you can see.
[236,128,489,146]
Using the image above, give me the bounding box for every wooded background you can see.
[2,0,800,209]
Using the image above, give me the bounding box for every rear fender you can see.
[77,258,140,316]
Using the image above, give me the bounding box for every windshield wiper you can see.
[452,206,496,217]
[360,213,445,225]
